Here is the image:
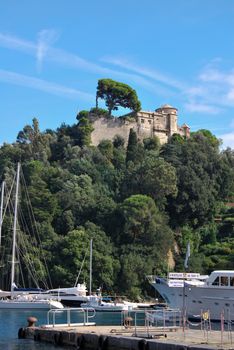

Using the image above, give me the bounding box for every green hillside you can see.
[0,112,233,300]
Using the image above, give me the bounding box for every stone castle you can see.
[90,104,190,146]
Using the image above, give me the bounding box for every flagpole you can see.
[183,241,190,332]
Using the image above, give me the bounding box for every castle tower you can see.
[180,123,190,138]
[155,104,178,137]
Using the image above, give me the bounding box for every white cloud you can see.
[184,102,221,114]
[220,132,234,149]
[102,56,232,116]
[199,69,225,83]
[0,69,93,101]
[37,29,59,72]
[0,32,36,54]
[226,89,234,102]
[1,32,234,119]
[101,56,186,90]
[230,119,234,128]
[0,32,174,99]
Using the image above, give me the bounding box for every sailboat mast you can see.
[10,163,20,295]
[0,181,5,248]
[89,239,93,295]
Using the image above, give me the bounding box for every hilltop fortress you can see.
[90,104,190,146]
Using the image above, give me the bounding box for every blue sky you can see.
[0,0,234,148]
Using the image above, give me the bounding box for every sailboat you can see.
[80,240,135,311]
[0,163,63,309]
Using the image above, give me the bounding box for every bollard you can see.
[124,316,133,329]
[27,316,38,327]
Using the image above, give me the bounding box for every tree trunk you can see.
[96,94,98,109]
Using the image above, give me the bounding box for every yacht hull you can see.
[0,300,63,309]
[150,271,234,321]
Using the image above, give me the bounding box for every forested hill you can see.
[0,117,233,300]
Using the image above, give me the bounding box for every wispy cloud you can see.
[0,32,36,54]
[220,132,234,149]
[0,32,234,122]
[184,102,221,114]
[0,69,93,101]
[230,119,234,128]
[197,63,234,107]
[0,32,175,97]
[101,55,231,116]
[101,56,186,90]
[36,29,59,72]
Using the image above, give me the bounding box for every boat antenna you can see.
[89,239,93,295]
[11,162,20,296]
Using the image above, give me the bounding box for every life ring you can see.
[18,327,26,339]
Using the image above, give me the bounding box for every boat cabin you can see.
[206,271,234,287]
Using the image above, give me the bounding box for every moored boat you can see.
[0,164,64,310]
[0,294,63,309]
[33,284,88,307]
[80,294,135,312]
[148,270,234,320]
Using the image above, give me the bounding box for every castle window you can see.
[141,119,145,123]
[148,120,152,124]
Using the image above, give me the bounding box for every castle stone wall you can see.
[90,105,190,146]
[91,117,138,147]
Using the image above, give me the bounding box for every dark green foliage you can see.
[77,117,94,147]
[0,87,233,299]
[192,129,220,148]
[96,79,141,115]
[76,110,89,120]
[126,129,138,163]
[50,223,119,290]
[113,135,125,148]
[163,133,230,227]
[89,107,109,117]
[98,140,114,161]
[119,194,173,246]
[122,152,177,209]
[143,136,160,151]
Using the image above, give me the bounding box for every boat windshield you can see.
[212,275,234,287]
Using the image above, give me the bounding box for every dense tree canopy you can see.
[96,79,141,115]
[0,105,233,300]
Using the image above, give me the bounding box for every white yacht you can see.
[148,270,234,320]
[0,294,64,309]
[35,284,88,307]
[80,294,135,312]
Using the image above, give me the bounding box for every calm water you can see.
[0,309,123,350]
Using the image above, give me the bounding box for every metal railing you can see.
[121,308,182,336]
[47,307,96,327]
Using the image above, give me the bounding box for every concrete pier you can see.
[19,324,234,349]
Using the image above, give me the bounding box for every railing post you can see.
[47,311,49,326]
[68,309,70,326]
[135,311,137,336]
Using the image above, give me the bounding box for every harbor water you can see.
[0,309,123,349]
